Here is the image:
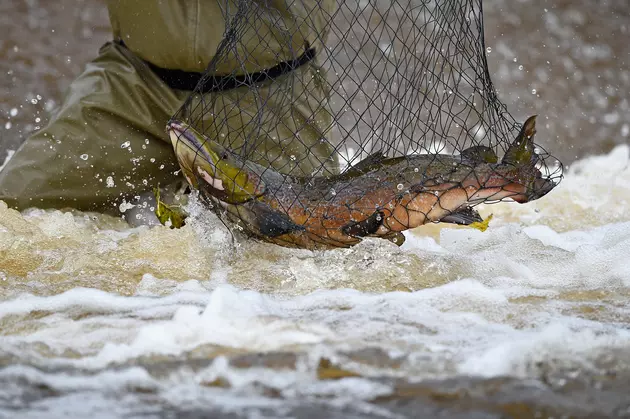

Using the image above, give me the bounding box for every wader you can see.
[0,0,337,218]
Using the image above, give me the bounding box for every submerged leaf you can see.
[469,213,493,232]
[154,187,187,229]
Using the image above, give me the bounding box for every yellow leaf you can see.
[469,213,493,232]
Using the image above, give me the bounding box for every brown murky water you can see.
[2,1,630,418]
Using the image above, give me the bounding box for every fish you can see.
[166,115,557,249]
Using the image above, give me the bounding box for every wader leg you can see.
[0,42,188,217]
[0,42,337,223]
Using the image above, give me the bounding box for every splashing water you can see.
[1,146,630,418]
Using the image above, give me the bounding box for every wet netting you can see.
[169,0,563,249]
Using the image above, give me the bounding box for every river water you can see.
[2,1,630,418]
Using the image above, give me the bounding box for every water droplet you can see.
[290,154,296,161]
[486,47,492,53]
[397,183,404,191]
[144,138,150,145]
[105,176,115,188]
[121,141,131,148]
[330,189,336,196]
[80,154,89,160]
[150,158,156,163]
[518,65,524,70]
[35,117,41,123]
[531,89,537,95]
[30,98,38,104]
[4,122,11,130]
[36,95,42,100]
[9,108,17,117]
[513,57,518,62]
[414,168,419,173]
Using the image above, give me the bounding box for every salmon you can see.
[167,116,557,249]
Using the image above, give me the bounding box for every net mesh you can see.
[169,0,563,249]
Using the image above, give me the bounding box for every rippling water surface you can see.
[1,1,630,418]
[1,145,630,418]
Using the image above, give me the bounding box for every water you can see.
[1,145,630,418]
[2,1,630,418]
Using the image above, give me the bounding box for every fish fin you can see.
[382,231,405,246]
[341,211,384,237]
[460,145,498,164]
[502,115,538,167]
[343,151,388,176]
[440,207,483,226]
[249,200,305,238]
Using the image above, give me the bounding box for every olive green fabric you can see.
[0,0,337,217]
[106,0,336,73]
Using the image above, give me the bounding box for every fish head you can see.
[460,116,559,204]
[476,161,557,204]
[167,120,265,204]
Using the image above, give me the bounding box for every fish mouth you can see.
[167,121,216,164]
[166,120,266,205]
[497,172,557,204]
[522,176,556,203]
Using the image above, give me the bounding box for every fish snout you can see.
[508,170,556,203]
[524,176,556,202]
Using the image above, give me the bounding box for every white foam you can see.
[458,322,630,378]
[1,147,630,414]
[0,287,211,320]
[46,285,336,369]
[0,365,157,393]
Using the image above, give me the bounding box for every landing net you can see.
[169,0,563,249]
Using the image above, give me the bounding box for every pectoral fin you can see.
[249,200,305,237]
[341,211,384,237]
[440,206,483,225]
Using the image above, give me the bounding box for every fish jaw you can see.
[466,164,557,204]
[166,120,265,204]
[167,121,203,188]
